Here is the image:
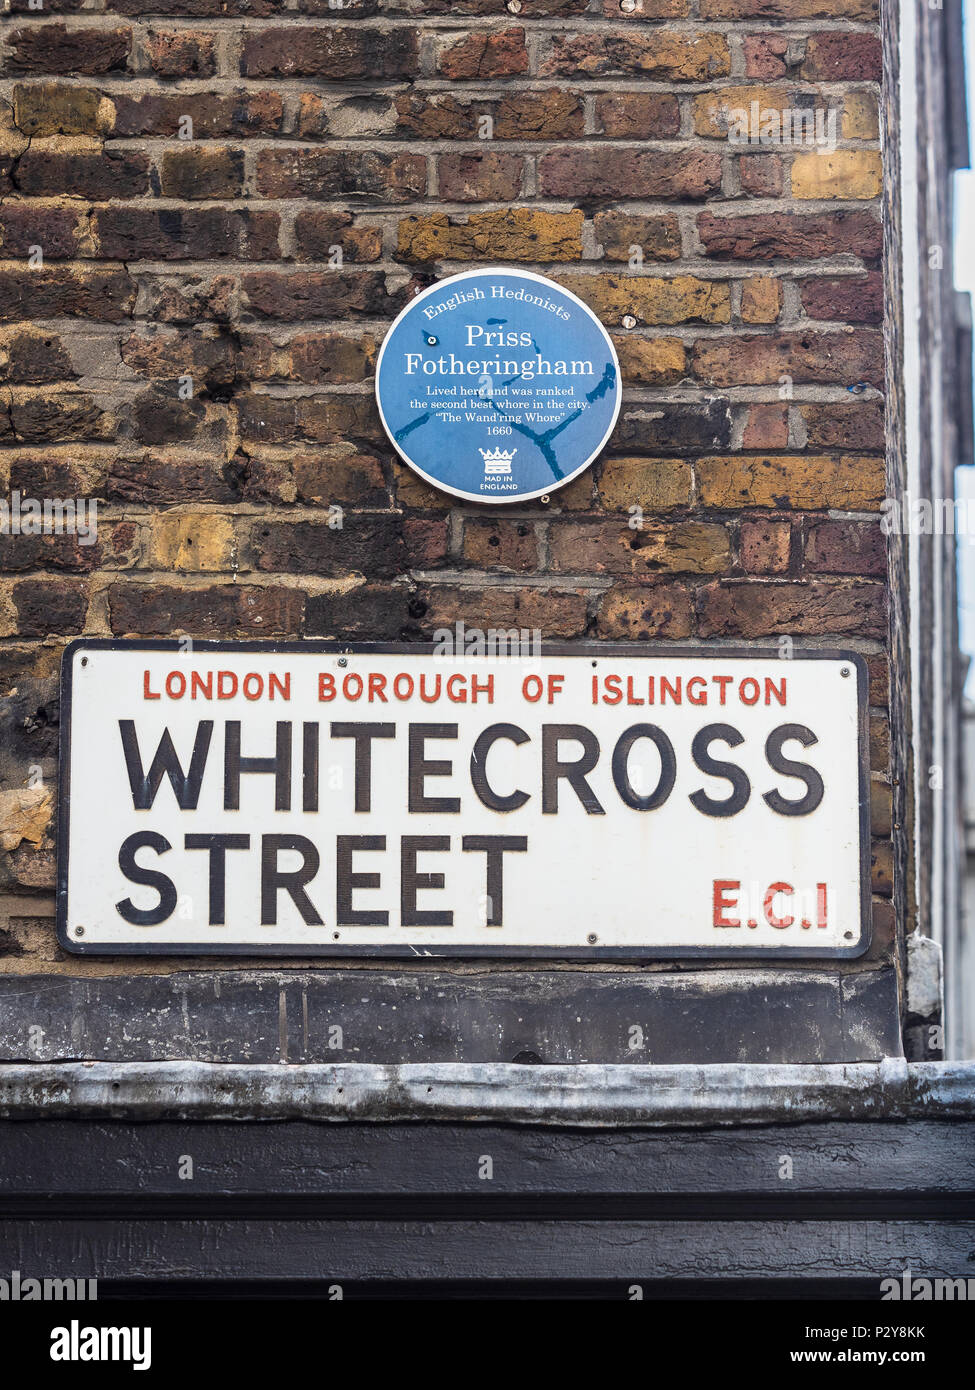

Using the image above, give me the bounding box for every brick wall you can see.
[0,0,893,993]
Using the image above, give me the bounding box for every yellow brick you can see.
[611,335,686,384]
[693,86,801,138]
[740,276,782,325]
[843,92,879,141]
[558,273,730,326]
[791,150,882,200]
[598,457,692,513]
[149,514,236,572]
[398,209,584,263]
[696,455,885,510]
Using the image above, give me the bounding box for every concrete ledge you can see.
[0,1059,972,1126]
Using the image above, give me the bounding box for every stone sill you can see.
[0,1059,973,1127]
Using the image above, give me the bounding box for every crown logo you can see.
[479,447,516,476]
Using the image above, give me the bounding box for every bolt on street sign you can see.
[57,641,870,958]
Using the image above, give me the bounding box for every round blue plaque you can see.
[375,268,621,504]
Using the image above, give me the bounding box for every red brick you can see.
[0,207,84,260]
[742,35,790,79]
[798,401,884,451]
[113,89,284,138]
[801,33,882,81]
[144,30,216,78]
[697,579,886,638]
[540,148,721,201]
[804,519,885,575]
[11,578,89,635]
[159,148,245,200]
[3,25,131,75]
[594,212,681,263]
[241,271,397,320]
[698,211,882,262]
[293,213,382,264]
[738,154,783,197]
[702,0,876,16]
[107,582,303,636]
[543,32,731,81]
[740,519,792,574]
[437,152,525,202]
[241,27,418,79]
[593,93,680,139]
[95,208,279,262]
[417,586,588,638]
[741,404,789,449]
[0,269,135,323]
[14,150,150,199]
[437,29,529,79]
[462,520,539,573]
[257,148,426,202]
[800,274,884,324]
[692,331,883,389]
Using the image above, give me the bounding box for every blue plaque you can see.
[375,268,621,503]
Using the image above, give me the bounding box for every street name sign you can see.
[58,641,870,958]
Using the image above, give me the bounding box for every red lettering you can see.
[764,882,794,929]
[766,677,786,707]
[420,674,441,703]
[817,882,828,929]
[739,677,761,706]
[712,675,732,704]
[165,671,186,699]
[661,676,681,705]
[522,674,543,702]
[269,672,290,701]
[713,880,740,928]
[602,674,622,705]
[143,670,160,700]
[318,672,336,702]
[368,673,388,703]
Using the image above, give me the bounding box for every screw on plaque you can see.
[841,667,850,677]
[587,933,598,944]
[338,657,348,667]
[74,926,85,936]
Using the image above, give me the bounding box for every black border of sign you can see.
[56,638,872,961]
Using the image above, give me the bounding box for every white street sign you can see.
[58,641,870,957]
